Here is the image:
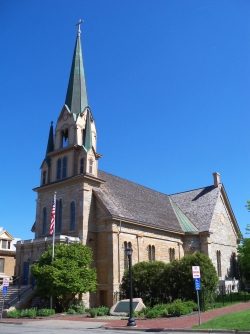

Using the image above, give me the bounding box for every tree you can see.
[31,243,97,310]
[237,223,250,283]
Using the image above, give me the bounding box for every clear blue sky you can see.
[1,1,250,240]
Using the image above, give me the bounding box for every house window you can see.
[124,241,132,270]
[169,248,175,262]
[70,202,76,231]
[148,245,155,262]
[43,207,47,235]
[57,158,67,180]
[80,158,85,174]
[89,158,93,174]
[42,171,46,185]
[1,240,10,250]
[217,250,222,277]
[55,199,62,233]
[0,258,4,273]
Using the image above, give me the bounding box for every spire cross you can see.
[76,19,84,34]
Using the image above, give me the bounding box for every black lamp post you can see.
[126,246,136,327]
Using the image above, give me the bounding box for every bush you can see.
[145,309,161,318]
[167,299,189,317]
[153,303,168,316]
[89,308,98,318]
[97,306,109,316]
[68,299,85,313]
[37,308,55,317]
[77,309,85,314]
[7,310,21,318]
[67,308,76,314]
[184,300,198,311]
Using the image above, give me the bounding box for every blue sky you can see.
[1,1,250,240]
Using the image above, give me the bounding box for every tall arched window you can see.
[80,158,85,174]
[55,199,62,233]
[62,128,69,148]
[57,159,61,180]
[217,250,222,277]
[89,158,93,174]
[43,208,47,235]
[148,245,152,262]
[62,157,67,178]
[148,245,156,262]
[169,248,175,262]
[152,245,155,261]
[42,171,46,185]
[70,202,76,231]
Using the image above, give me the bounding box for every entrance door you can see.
[23,262,29,285]
[99,290,107,306]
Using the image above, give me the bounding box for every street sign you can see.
[192,266,200,278]
[2,277,9,287]
[194,277,201,290]
[2,286,8,295]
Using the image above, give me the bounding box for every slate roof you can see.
[95,170,221,234]
[170,184,222,232]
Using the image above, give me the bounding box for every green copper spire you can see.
[45,122,54,166]
[83,109,92,152]
[65,20,88,121]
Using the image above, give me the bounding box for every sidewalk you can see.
[1,302,250,331]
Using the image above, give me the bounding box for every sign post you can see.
[192,266,201,325]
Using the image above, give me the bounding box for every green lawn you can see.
[192,309,250,331]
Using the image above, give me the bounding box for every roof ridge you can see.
[169,184,219,196]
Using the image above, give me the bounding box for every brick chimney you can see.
[213,172,220,187]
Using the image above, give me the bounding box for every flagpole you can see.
[50,191,56,310]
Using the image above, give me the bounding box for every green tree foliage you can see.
[121,252,218,308]
[238,222,250,283]
[31,243,97,310]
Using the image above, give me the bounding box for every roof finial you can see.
[76,19,84,35]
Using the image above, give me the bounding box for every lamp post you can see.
[126,246,136,327]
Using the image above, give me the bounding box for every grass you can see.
[192,309,250,331]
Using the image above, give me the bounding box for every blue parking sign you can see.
[2,286,8,295]
[194,278,201,290]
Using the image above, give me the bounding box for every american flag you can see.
[49,194,56,235]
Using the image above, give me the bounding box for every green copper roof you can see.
[169,197,198,233]
[65,28,88,121]
[83,109,92,152]
[45,122,54,166]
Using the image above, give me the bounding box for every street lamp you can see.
[126,246,136,327]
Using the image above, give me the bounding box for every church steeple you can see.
[65,20,88,121]
[44,122,54,166]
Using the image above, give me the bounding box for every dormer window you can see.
[61,129,69,148]
[1,240,10,249]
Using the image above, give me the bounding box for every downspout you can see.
[118,220,122,284]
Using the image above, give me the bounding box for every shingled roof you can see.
[170,184,221,232]
[95,170,220,234]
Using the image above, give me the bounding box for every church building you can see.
[15,23,241,308]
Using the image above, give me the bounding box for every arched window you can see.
[57,159,61,180]
[217,250,222,277]
[169,248,175,262]
[43,207,47,235]
[42,171,46,185]
[124,241,132,270]
[62,157,67,178]
[80,158,85,174]
[70,202,76,231]
[89,158,93,174]
[148,245,156,262]
[55,199,62,233]
[62,128,69,148]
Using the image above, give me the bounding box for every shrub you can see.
[67,308,76,314]
[28,309,37,318]
[89,308,98,318]
[145,309,161,318]
[153,303,169,316]
[37,308,55,317]
[134,311,139,317]
[97,306,109,316]
[77,309,85,314]
[7,310,21,318]
[184,300,198,311]
[167,299,189,317]
[20,309,30,317]
[68,299,85,313]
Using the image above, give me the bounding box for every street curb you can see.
[102,327,250,333]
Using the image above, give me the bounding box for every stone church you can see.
[15,24,241,307]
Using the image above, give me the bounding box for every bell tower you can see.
[40,20,101,186]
